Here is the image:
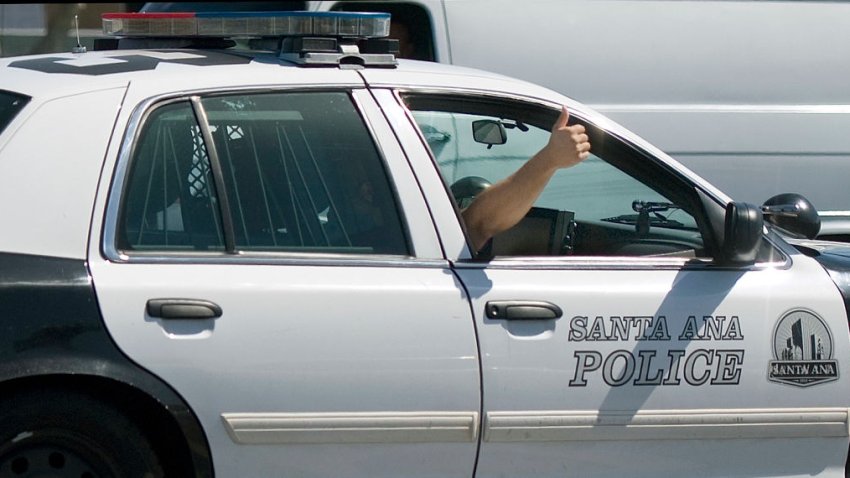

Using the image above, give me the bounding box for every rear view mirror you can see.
[721,201,763,265]
[472,120,506,146]
[762,193,820,239]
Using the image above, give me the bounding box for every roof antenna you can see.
[71,14,86,54]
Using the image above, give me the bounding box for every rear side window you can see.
[0,90,30,136]
[118,91,408,256]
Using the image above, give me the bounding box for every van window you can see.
[332,1,435,61]
[119,92,409,256]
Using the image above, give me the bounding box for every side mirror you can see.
[472,119,507,146]
[721,201,763,265]
[762,193,820,239]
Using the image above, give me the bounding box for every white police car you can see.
[0,10,849,478]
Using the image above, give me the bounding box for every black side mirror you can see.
[472,119,507,146]
[762,193,820,239]
[721,201,763,265]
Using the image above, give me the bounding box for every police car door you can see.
[88,81,480,477]
[396,92,850,478]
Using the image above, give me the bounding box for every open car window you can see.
[403,93,712,259]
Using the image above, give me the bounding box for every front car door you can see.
[388,89,850,477]
[88,82,480,477]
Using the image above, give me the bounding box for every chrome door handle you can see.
[485,300,562,320]
[146,299,222,320]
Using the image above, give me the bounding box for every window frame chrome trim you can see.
[103,85,424,265]
[452,252,790,272]
[189,95,237,253]
[113,252,449,268]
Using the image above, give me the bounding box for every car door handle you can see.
[485,300,562,320]
[146,299,222,320]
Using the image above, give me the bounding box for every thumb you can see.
[553,106,570,131]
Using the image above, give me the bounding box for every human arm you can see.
[461,106,590,251]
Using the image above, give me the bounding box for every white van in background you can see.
[314,0,850,241]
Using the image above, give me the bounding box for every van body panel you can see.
[439,0,850,235]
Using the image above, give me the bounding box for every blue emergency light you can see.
[102,11,391,38]
[99,11,397,67]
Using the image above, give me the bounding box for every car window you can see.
[0,90,29,136]
[118,91,409,256]
[404,94,709,259]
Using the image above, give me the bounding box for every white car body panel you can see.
[87,261,481,477]
[88,74,480,476]
[363,70,850,476]
[368,88,473,259]
[0,86,125,259]
[458,256,850,477]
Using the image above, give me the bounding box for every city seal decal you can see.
[768,309,838,387]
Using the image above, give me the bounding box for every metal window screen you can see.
[120,93,408,256]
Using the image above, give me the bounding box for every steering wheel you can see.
[450,176,491,209]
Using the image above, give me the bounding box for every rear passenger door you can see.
[394,91,850,478]
[89,88,480,477]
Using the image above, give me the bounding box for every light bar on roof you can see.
[102,11,391,38]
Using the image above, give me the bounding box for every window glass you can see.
[0,90,30,136]
[407,95,707,258]
[119,92,408,256]
[119,101,225,251]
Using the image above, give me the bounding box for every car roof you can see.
[0,49,344,98]
[0,48,534,99]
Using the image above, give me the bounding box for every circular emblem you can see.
[772,309,833,361]
[769,309,838,387]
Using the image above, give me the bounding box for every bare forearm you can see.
[462,149,558,250]
[461,106,590,252]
